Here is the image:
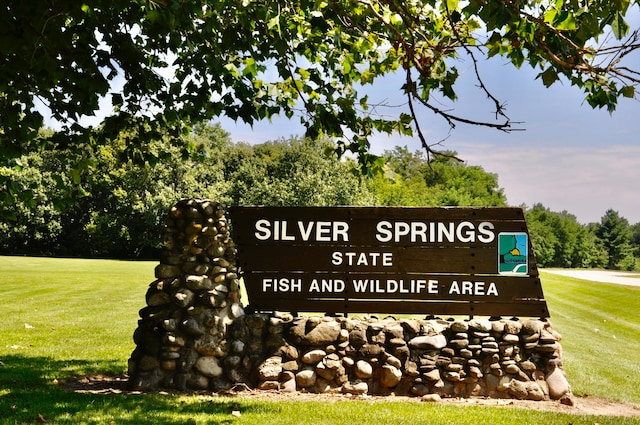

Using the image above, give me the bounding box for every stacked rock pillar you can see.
[128,199,572,402]
[128,199,245,391]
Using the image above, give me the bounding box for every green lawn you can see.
[1,256,639,424]
[542,271,640,403]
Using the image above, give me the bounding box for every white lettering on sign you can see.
[331,251,393,267]
[262,278,303,292]
[448,280,498,296]
[254,219,350,242]
[259,277,503,298]
[352,278,439,294]
[375,221,495,243]
[309,279,346,292]
[253,219,497,244]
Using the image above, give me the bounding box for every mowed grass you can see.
[1,256,640,424]
[0,256,152,371]
[542,271,640,403]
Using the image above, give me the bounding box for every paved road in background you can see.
[544,269,640,287]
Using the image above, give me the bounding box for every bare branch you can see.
[405,74,462,164]
[442,1,510,122]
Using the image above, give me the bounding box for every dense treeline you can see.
[1,123,638,270]
[0,124,373,258]
[525,205,638,270]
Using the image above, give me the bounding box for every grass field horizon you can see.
[1,255,639,424]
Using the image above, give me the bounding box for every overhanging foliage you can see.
[1,0,639,214]
[2,1,639,158]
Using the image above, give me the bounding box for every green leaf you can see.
[243,58,257,77]
[555,11,577,31]
[466,18,481,31]
[620,85,635,98]
[446,0,459,12]
[342,54,353,75]
[223,63,240,79]
[544,8,577,31]
[111,93,124,109]
[267,15,280,31]
[538,67,559,87]
[543,8,558,25]
[611,12,629,39]
[69,168,82,185]
[509,48,525,69]
[382,8,392,24]
[297,67,310,79]
[359,95,369,109]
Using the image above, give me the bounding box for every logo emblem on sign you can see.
[498,232,528,275]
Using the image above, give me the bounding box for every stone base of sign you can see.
[129,312,571,401]
[127,199,571,402]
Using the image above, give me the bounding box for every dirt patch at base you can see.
[62,375,640,417]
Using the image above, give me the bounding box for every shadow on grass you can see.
[4,355,640,425]
[0,354,273,424]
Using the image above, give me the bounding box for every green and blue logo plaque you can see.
[498,232,528,275]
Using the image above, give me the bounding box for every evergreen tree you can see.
[596,209,634,270]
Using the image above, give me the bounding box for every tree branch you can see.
[442,1,510,122]
[517,7,640,87]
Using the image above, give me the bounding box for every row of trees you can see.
[1,124,372,258]
[1,123,638,270]
[525,205,638,270]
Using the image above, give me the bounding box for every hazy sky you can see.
[220,52,640,225]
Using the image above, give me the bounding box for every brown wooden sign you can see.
[228,206,549,317]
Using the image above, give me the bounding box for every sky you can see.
[219,52,640,226]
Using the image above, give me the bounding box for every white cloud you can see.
[457,142,640,224]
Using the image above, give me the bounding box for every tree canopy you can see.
[2,0,639,165]
[370,146,507,206]
[2,124,512,258]
[0,125,378,257]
